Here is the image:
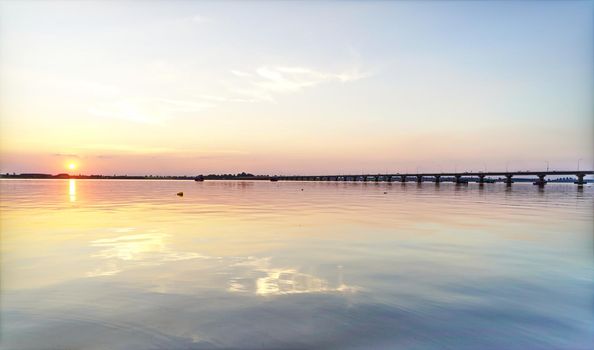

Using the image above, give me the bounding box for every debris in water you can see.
[177,192,183,196]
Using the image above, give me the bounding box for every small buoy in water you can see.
[177,192,183,196]
[384,192,387,194]
[301,188,304,191]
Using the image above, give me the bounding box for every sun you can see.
[68,163,77,170]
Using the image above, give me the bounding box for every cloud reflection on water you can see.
[87,229,209,277]
[87,229,359,297]
[229,257,359,296]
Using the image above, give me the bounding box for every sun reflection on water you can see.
[68,179,76,202]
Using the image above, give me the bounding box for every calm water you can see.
[1,179,593,350]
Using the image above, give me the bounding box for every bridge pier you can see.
[454,175,462,184]
[375,176,380,182]
[574,173,586,186]
[399,175,407,183]
[505,174,514,186]
[434,175,441,184]
[533,174,547,186]
[386,176,392,182]
[416,175,423,183]
[478,174,485,185]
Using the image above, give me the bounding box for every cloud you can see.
[227,65,370,102]
[53,153,80,158]
[85,64,368,121]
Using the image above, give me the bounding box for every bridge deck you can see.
[278,171,593,178]
[271,171,593,186]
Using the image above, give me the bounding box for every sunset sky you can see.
[0,1,592,175]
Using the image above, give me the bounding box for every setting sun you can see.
[68,163,77,170]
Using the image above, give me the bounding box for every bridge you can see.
[270,170,594,187]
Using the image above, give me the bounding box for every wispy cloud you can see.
[85,63,369,122]
[77,144,181,154]
[226,65,369,102]
[52,153,80,158]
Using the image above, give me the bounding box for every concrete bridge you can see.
[271,170,594,187]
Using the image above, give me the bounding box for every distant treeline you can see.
[203,172,270,180]
[0,172,272,180]
[0,173,198,180]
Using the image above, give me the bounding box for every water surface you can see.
[1,180,593,349]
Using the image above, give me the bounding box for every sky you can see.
[0,0,592,175]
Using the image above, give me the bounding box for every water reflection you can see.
[1,180,592,350]
[68,179,76,202]
[88,229,208,277]
[229,258,358,296]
